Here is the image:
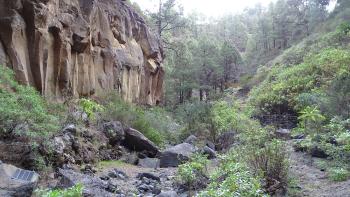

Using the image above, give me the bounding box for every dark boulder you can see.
[275,128,291,140]
[102,121,125,146]
[310,146,328,158]
[206,141,216,150]
[124,128,159,157]
[202,146,216,159]
[160,143,197,168]
[184,135,197,145]
[137,172,160,182]
[57,168,114,197]
[62,124,77,135]
[0,162,39,197]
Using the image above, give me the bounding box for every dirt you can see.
[287,141,350,197]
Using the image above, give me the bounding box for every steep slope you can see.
[0,0,164,105]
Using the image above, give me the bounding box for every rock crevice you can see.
[0,0,164,105]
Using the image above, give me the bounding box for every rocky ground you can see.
[288,141,350,197]
[0,111,218,197]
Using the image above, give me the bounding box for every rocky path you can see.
[287,141,350,197]
[96,162,178,196]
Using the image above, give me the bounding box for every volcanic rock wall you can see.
[0,0,164,105]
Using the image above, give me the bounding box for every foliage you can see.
[298,106,326,134]
[101,93,180,145]
[34,184,83,197]
[173,101,213,140]
[328,167,350,182]
[211,101,239,138]
[79,98,104,120]
[0,65,59,139]
[249,48,350,117]
[177,153,209,189]
[198,153,267,197]
[177,153,211,196]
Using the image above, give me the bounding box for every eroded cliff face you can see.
[0,0,164,105]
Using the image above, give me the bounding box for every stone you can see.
[108,169,128,180]
[310,146,328,158]
[124,128,160,157]
[184,135,197,145]
[0,141,35,169]
[202,146,217,159]
[63,124,77,135]
[275,129,291,140]
[160,143,197,168]
[157,191,178,197]
[103,121,125,145]
[138,158,160,168]
[0,162,39,197]
[137,172,160,182]
[57,169,114,197]
[205,141,216,151]
[292,134,305,140]
[0,0,164,105]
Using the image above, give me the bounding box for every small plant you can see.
[298,106,325,134]
[34,184,83,197]
[177,154,209,194]
[328,167,350,182]
[198,153,266,197]
[79,98,104,119]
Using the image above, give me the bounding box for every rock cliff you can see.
[0,0,164,105]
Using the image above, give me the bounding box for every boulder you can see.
[57,169,114,197]
[275,129,291,140]
[62,124,77,135]
[184,135,197,145]
[137,172,160,182]
[160,143,197,168]
[0,162,39,197]
[202,146,217,159]
[310,146,328,158]
[0,141,35,169]
[157,191,178,197]
[205,141,216,150]
[124,128,159,157]
[138,157,160,168]
[103,121,125,145]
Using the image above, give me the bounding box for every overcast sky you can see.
[130,0,278,17]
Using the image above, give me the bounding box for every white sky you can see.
[130,0,278,17]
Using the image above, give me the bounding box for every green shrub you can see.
[249,48,350,117]
[177,154,209,193]
[79,98,104,120]
[0,65,59,139]
[34,184,83,197]
[100,93,179,146]
[198,153,266,197]
[329,167,350,182]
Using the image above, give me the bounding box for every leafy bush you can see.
[177,154,209,193]
[245,140,289,193]
[79,98,104,120]
[198,153,266,197]
[0,65,59,139]
[174,101,213,140]
[34,184,83,197]
[329,167,350,182]
[100,93,181,146]
[250,48,350,117]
